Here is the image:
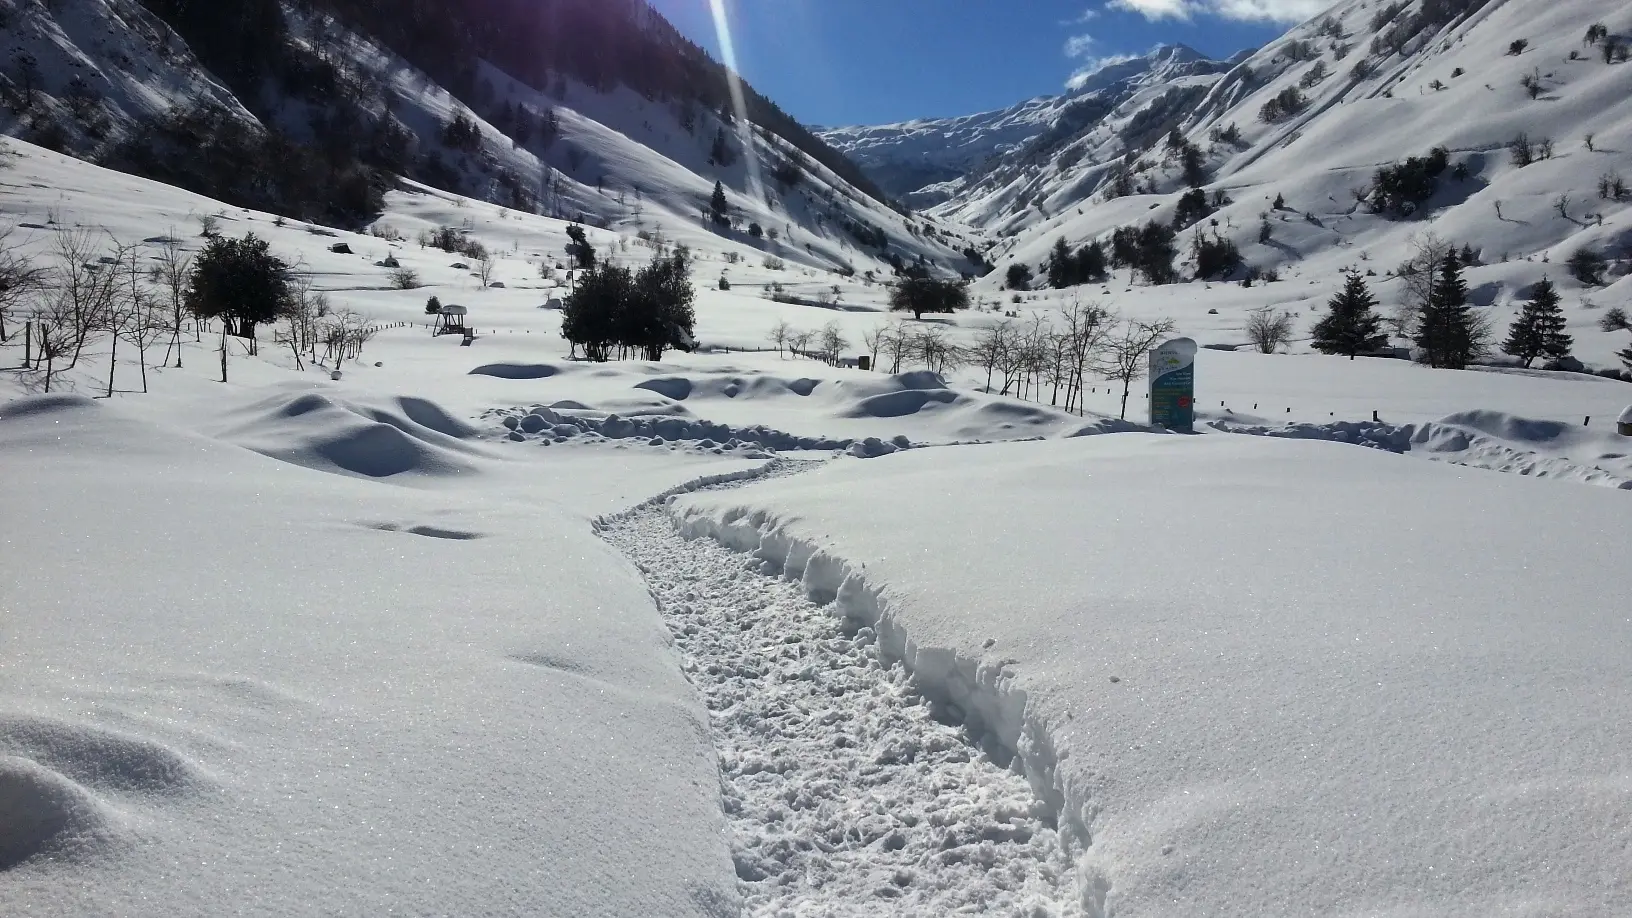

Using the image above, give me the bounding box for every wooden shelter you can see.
[434,304,468,337]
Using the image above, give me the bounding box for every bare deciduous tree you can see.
[861,320,897,369]
[108,241,167,394]
[1058,299,1112,413]
[969,320,1015,392]
[1095,316,1178,420]
[52,230,117,369]
[816,321,848,365]
[0,228,45,346]
[1245,305,1296,353]
[282,275,332,371]
[766,319,791,358]
[321,309,377,366]
[1391,231,1453,338]
[476,255,497,288]
[908,324,960,376]
[32,300,76,393]
[148,233,193,365]
[788,328,815,359]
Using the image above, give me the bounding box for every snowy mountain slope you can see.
[818,45,1240,214]
[985,0,1632,258]
[0,0,973,276]
[965,0,1632,372]
[0,0,252,152]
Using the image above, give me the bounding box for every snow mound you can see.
[0,394,99,421]
[468,363,561,380]
[0,713,212,871]
[219,390,484,480]
[0,757,125,871]
[843,388,959,419]
[1213,410,1632,488]
[636,375,821,402]
[633,377,694,400]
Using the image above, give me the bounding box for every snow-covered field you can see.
[674,434,1632,917]
[4,130,1632,916]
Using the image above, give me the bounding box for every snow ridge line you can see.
[589,459,799,531]
[1209,418,1632,489]
[668,503,1111,918]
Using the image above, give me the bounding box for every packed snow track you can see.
[599,465,1077,917]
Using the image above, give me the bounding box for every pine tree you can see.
[1311,272,1386,358]
[709,181,729,227]
[708,128,734,167]
[1414,252,1486,369]
[1047,237,1073,289]
[1501,277,1572,368]
[1076,241,1107,283]
[1618,341,1632,373]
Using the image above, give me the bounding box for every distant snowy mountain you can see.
[818,45,1242,210]
[815,96,1062,206]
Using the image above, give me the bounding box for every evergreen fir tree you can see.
[708,181,729,227]
[708,128,734,167]
[1047,237,1073,289]
[1501,277,1572,368]
[1311,272,1386,358]
[1076,241,1106,283]
[1414,252,1486,368]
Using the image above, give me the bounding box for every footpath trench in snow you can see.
[599,466,1077,917]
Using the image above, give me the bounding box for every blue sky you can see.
[647,0,1324,127]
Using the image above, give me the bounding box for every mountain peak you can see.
[1065,42,1221,94]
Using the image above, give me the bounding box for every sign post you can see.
[1149,337,1198,432]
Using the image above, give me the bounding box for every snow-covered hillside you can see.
[0,0,972,277]
[969,0,1630,267]
[819,45,1240,214]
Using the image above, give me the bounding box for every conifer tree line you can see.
[1046,237,1108,289]
[560,232,697,362]
[1309,254,1590,372]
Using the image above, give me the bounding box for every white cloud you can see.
[1212,0,1328,20]
[1063,7,1101,24]
[1107,0,1195,20]
[1065,33,1100,58]
[1108,0,1324,22]
[1066,53,1141,89]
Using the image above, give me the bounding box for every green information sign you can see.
[1149,337,1197,432]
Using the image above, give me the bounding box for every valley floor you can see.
[3,138,1631,918]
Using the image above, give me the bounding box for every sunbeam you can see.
[706,0,765,204]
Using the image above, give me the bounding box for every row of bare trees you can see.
[962,303,1175,418]
[0,229,192,394]
[764,302,1177,420]
[278,276,378,371]
[1,228,375,393]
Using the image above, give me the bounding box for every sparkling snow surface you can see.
[675,435,1632,917]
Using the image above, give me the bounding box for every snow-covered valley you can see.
[4,0,1632,913]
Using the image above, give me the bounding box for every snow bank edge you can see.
[668,500,1111,918]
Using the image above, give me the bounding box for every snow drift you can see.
[673,433,1632,918]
